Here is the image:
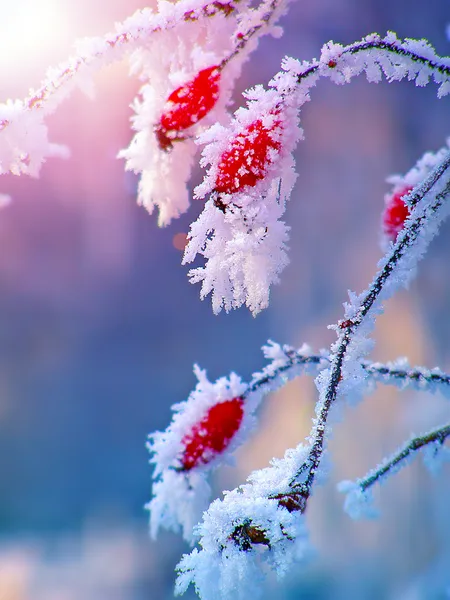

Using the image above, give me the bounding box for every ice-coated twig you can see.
[0,0,240,126]
[147,341,321,542]
[201,151,450,546]
[247,342,450,400]
[221,0,285,67]
[173,152,450,599]
[339,423,450,519]
[0,0,286,185]
[0,0,286,126]
[266,32,450,119]
[185,33,450,314]
[149,341,450,540]
[360,423,450,492]
[301,33,450,92]
[276,153,450,515]
[149,338,450,542]
[361,360,450,394]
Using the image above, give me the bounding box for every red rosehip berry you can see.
[383,186,413,241]
[214,116,283,194]
[180,397,244,470]
[157,66,221,146]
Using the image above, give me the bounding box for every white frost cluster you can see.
[0,101,69,177]
[337,480,379,520]
[184,181,291,314]
[258,340,326,382]
[422,439,450,476]
[176,444,310,600]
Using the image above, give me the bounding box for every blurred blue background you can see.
[0,0,449,598]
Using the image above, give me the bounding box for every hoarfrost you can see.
[176,444,311,599]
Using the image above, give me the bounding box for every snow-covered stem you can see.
[291,34,450,99]
[358,423,450,493]
[361,360,450,393]
[269,153,450,516]
[246,344,450,400]
[184,33,450,315]
[0,0,240,126]
[169,150,450,592]
[0,0,286,184]
[0,0,288,127]
[148,340,450,544]
[221,0,282,67]
[338,422,450,520]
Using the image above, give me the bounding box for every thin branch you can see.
[1,0,241,125]
[224,158,450,546]
[359,422,450,491]
[0,0,286,132]
[348,39,450,78]
[361,361,450,392]
[221,0,285,67]
[243,344,450,402]
[293,35,450,89]
[275,154,450,515]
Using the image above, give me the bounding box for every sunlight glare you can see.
[0,0,73,88]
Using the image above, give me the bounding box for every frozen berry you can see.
[180,397,244,470]
[383,186,413,241]
[160,66,221,133]
[214,116,282,193]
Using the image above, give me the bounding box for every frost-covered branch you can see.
[3,5,449,596]
[339,423,450,520]
[185,33,450,313]
[282,152,450,514]
[361,360,450,394]
[295,33,450,96]
[173,149,450,599]
[246,343,450,399]
[120,0,288,225]
[147,341,322,542]
[148,338,450,544]
[0,0,285,190]
[1,0,239,125]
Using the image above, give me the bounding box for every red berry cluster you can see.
[180,397,244,470]
[156,66,221,150]
[383,186,413,241]
[214,115,282,194]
